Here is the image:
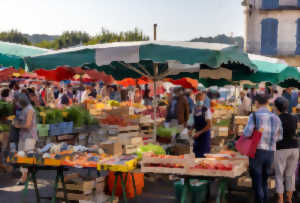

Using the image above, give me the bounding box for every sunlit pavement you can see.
[0,170,293,203]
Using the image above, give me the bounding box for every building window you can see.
[261,18,278,55]
[296,19,300,54]
[262,0,279,9]
[298,0,300,7]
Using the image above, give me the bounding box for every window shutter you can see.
[261,18,278,55]
[296,19,300,54]
[262,0,279,9]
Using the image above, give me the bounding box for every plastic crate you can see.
[49,123,63,136]
[174,179,208,203]
[37,124,49,137]
[61,122,73,134]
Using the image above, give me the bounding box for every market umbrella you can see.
[199,78,232,87]
[26,41,257,141]
[0,67,19,81]
[278,79,300,89]
[117,77,150,87]
[167,78,198,90]
[35,66,114,84]
[198,54,300,87]
[35,66,74,82]
[25,41,256,74]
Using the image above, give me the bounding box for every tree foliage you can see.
[34,28,149,49]
[0,30,31,45]
[85,28,149,45]
[190,34,244,50]
[35,31,90,49]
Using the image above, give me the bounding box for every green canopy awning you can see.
[25,41,257,80]
[0,41,48,68]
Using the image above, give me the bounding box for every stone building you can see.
[242,0,300,66]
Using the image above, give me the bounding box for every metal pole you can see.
[153,64,158,143]
[154,24,158,41]
[153,24,158,142]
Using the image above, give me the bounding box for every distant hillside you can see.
[25,34,59,44]
[190,34,244,50]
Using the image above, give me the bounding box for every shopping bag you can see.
[235,112,262,158]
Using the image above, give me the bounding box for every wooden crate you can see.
[58,180,95,194]
[118,131,140,138]
[119,125,140,132]
[141,154,193,174]
[56,192,93,201]
[141,166,186,174]
[123,144,140,154]
[187,159,247,178]
[96,177,105,193]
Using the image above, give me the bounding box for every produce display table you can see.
[12,164,69,203]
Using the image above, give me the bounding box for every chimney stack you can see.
[154,24,158,41]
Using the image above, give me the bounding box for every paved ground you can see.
[0,168,299,203]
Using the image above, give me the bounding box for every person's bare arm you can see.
[194,119,212,137]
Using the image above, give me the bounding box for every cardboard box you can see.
[100,142,122,155]
[238,177,275,189]
[217,127,228,137]
[96,177,105,193]
[234,116,249,125]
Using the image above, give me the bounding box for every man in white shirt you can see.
[238,91,251,116]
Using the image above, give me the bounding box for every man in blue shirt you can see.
[244,93,282,203]
[282,88,298,113]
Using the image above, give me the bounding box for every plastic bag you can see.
[179,128,189,140]
[187,113,194,127]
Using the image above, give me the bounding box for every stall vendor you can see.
[193,92,212,158]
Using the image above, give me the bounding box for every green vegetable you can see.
[64,106,85,127]
[64,105,98,127]
[36,108,63,124]
[215,119,230,127]
[0,102,13,119]
[0,124,9,132]
[136,144,166,160]
[157,127,178,138]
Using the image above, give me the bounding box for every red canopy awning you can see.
[35,66,114,84]
[35,66,74,82]
[0,67,18,81]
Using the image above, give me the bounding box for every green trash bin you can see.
[37,124,49,137]
[174,179,208,203]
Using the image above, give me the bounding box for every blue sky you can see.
[0,0,244,40]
